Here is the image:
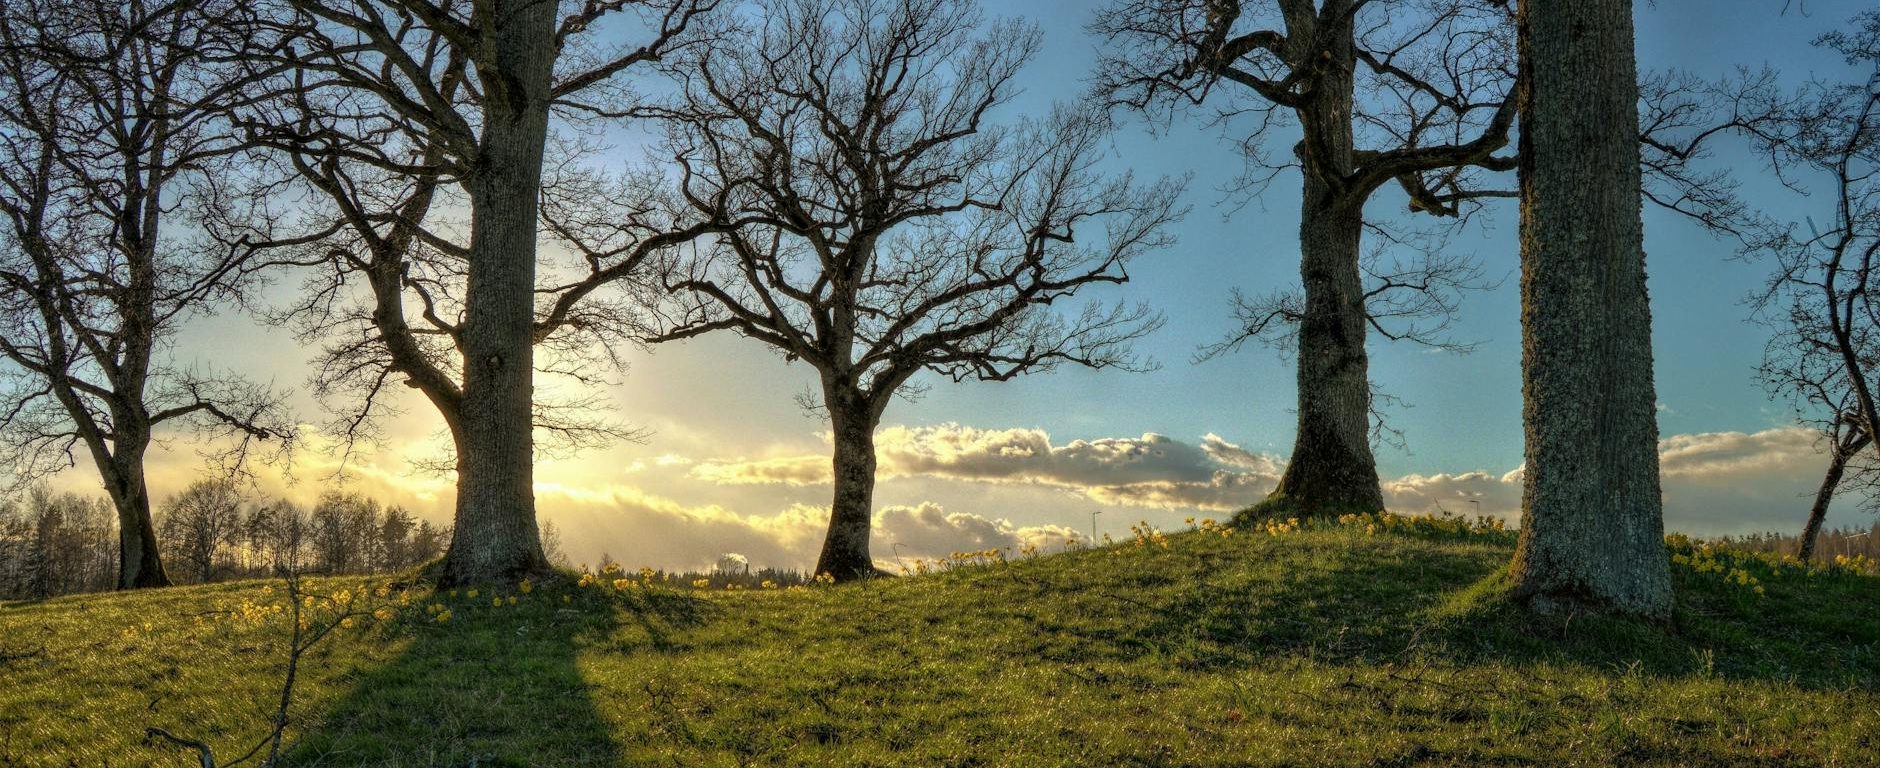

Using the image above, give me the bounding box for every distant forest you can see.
[0,483,560,600]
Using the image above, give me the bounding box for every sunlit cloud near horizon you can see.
[45,421,1859,572]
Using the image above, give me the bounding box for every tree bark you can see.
[95,437,169,589]
[1272,192,1383,516]
[1267,7,1384,518]
[1801,430,1868,562]
[1800,451,1847,563]
[440,0,556,584]
[816,384,883,581]
[1508,0,1673,620]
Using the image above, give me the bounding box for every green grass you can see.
[2,520,1876,767]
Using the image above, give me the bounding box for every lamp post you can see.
[1090,510,1103,546]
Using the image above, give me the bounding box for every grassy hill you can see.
[2,516,1876,767]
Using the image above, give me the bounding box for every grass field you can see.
[1,515,1876,767]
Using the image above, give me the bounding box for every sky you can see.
[42,0,1880,571]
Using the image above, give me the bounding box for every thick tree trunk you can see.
[440,0,556,584]
[1267,9,1383,518]
[1272,193,1383,516]
[1508,0,1673,619]
[816,386,883,581]
[102,444,169,589]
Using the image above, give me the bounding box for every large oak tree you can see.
[1094,0,1517,517]
[231,0,718,583]
[651,0,1185,580]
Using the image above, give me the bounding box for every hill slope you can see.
[2,518,1876,767]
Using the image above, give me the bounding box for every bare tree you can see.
[158,478,246,583]
[224,0,721,584]
[648,0,1186,580]
[1507,0,1672,620]
[0,0,295,589]
[1746,12,1880,562]
[245,498,319,573]
[1093,0,1518,517]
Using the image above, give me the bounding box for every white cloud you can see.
[690,424,1286,511]
[872,502,1085,564]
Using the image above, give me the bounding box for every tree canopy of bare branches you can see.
[0,0,296,589]
[648,0,1186,580]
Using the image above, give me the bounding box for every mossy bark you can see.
[1508,0,1673,620]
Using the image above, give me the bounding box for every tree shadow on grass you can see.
[1028,533,1878,691]
[287,585,718,767]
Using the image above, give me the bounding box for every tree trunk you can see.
[816,385,883,581]
[1272,193,1383,516]
[1267,9,1384,518]
[1508,0,1672,620]
[1800,449,1848,563]
[103,444,169,589]
[1801,430,1867,562]
[440,0,556,584]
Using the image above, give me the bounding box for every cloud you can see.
[687,423,1852,536]
[1382,470,1522,517]
[528,492,1088,572]
[1383,428,1842,535]
[871,502,1085,563]
[690,454,829,486]
[691,424,1286,511]
[532,483,830,570]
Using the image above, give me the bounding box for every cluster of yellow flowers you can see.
[1260,517,1302,537]
[186,580,415,638]
[899,549,1009,576]
[1673,547,1767,596]
[578,564,663,592]
[571,560,852,592]
[1186,517,1233,539]
[1334,511,1506,538]
[1833,553,1877,574]
[1129,521,1171,549]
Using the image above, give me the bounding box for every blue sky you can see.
[64,0,1880,570]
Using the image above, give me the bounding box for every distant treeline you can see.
[1707,523,1880,564]
[0,480,564,601]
